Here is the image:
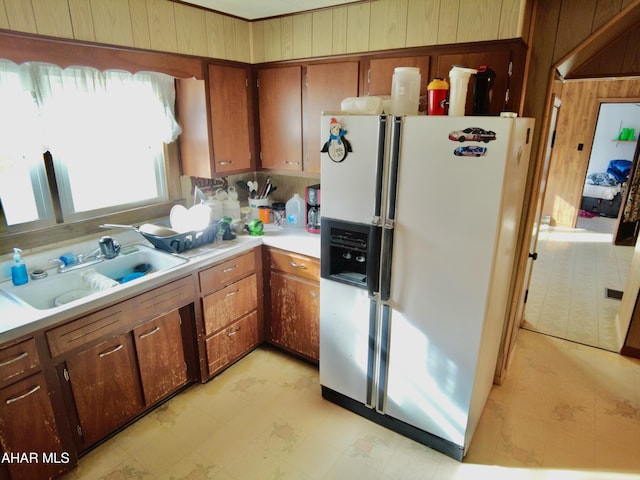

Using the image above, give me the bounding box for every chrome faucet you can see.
[49,248,104,273]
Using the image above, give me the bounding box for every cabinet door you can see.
[258,66,303,171]
[269,271,320,362]
[368,55,430,98]
[66,334,144,447]
[305,62,359,173]
[176,78,211,178]
[209,64,252,174]
[0,372,71,479]
[206,311,260,376]
[134,310,187,406]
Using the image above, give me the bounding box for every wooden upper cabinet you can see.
[433,49,513,116]
[176,77,210,178]
[209,64,252,174]
[305,62,359,174]
[367,55,430,97]
[177,64,253,178]
[258,66,303,171]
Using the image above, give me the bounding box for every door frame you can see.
[494,72,561,384]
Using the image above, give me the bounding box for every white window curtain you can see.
[0,61,52,225]
[0,59,181,224]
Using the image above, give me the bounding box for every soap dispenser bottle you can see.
[11,248,29,286]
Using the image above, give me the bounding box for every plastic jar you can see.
[390,67,421,116]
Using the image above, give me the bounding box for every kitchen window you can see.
[0,59,181,233]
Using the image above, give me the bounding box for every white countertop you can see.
[0,226,320,342]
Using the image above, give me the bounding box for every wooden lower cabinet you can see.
[0,372,70,480]
[198,250,261,379]
[134,310,188,406]
[205,311,260,376]
[269,271,320,362]
[65,333,144,448]
[266,248,320,362]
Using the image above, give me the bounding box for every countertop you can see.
[0,226,320,342]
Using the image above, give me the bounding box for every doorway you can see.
[522,218,634,351]
[522,102,639,352]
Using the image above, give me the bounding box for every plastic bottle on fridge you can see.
[286,194,305,227]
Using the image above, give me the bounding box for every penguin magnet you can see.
[321,117,352,163]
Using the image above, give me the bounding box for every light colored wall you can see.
[251,0,531,63]
[0,0,530,64]
[0,0,251,62]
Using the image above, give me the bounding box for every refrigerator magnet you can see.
[321,117,352,162]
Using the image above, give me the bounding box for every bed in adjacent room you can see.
[580,160,632,218]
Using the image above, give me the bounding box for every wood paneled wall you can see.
[251,0,530,63]
[0,0,251,62]
[542,78,640,227]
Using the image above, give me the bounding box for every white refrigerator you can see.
[319,114,534,460]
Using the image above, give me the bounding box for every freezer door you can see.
[319,279,376,406]
[320,114,386,224]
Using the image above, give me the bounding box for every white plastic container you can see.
[448,66,477,116]
[285,193,305,227]
[390,67,421,116]
[223,199,241,220]
[340,96,383,114]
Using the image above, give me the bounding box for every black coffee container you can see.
[472,66,496,115]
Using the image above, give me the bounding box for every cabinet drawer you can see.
[0,338,40,383]
[200,251,255,295]
[269,249,319,282]
[205,311,259,376]
[203,274,257,335]
[134,276,195,322]
[47,303,129,357]
[47,277,194,357]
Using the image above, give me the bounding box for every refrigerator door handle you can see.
[379,224,394,301]
[365,298,378,409]
[372,115,387,219]
[379,116,401,301]
[366,224,382,297]
[375,304,391,414]
[385,116,402,221]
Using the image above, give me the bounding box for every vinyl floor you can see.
[63,329,640,480]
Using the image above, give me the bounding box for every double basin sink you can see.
[2,244,188,311]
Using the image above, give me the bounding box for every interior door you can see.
[495,95,560,383]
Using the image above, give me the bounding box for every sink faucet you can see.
[49,248,104,273]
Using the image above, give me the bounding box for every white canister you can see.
[205,197,224,223]
[249,197,271,219]
[448,66,477,116]
[223,199,241,220]
[390,67,421,116]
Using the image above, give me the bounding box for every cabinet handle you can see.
[139,326,161,339]
[226,288,240,297]
[98,344,123,358]
[227,327,241,337]
[218,160,232,165]
[223,265,238,273]
[0,351,28,367]
[289,260,306,269]
[6,384,40,405]
[309,290,319,297]
[283,161,301,166]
